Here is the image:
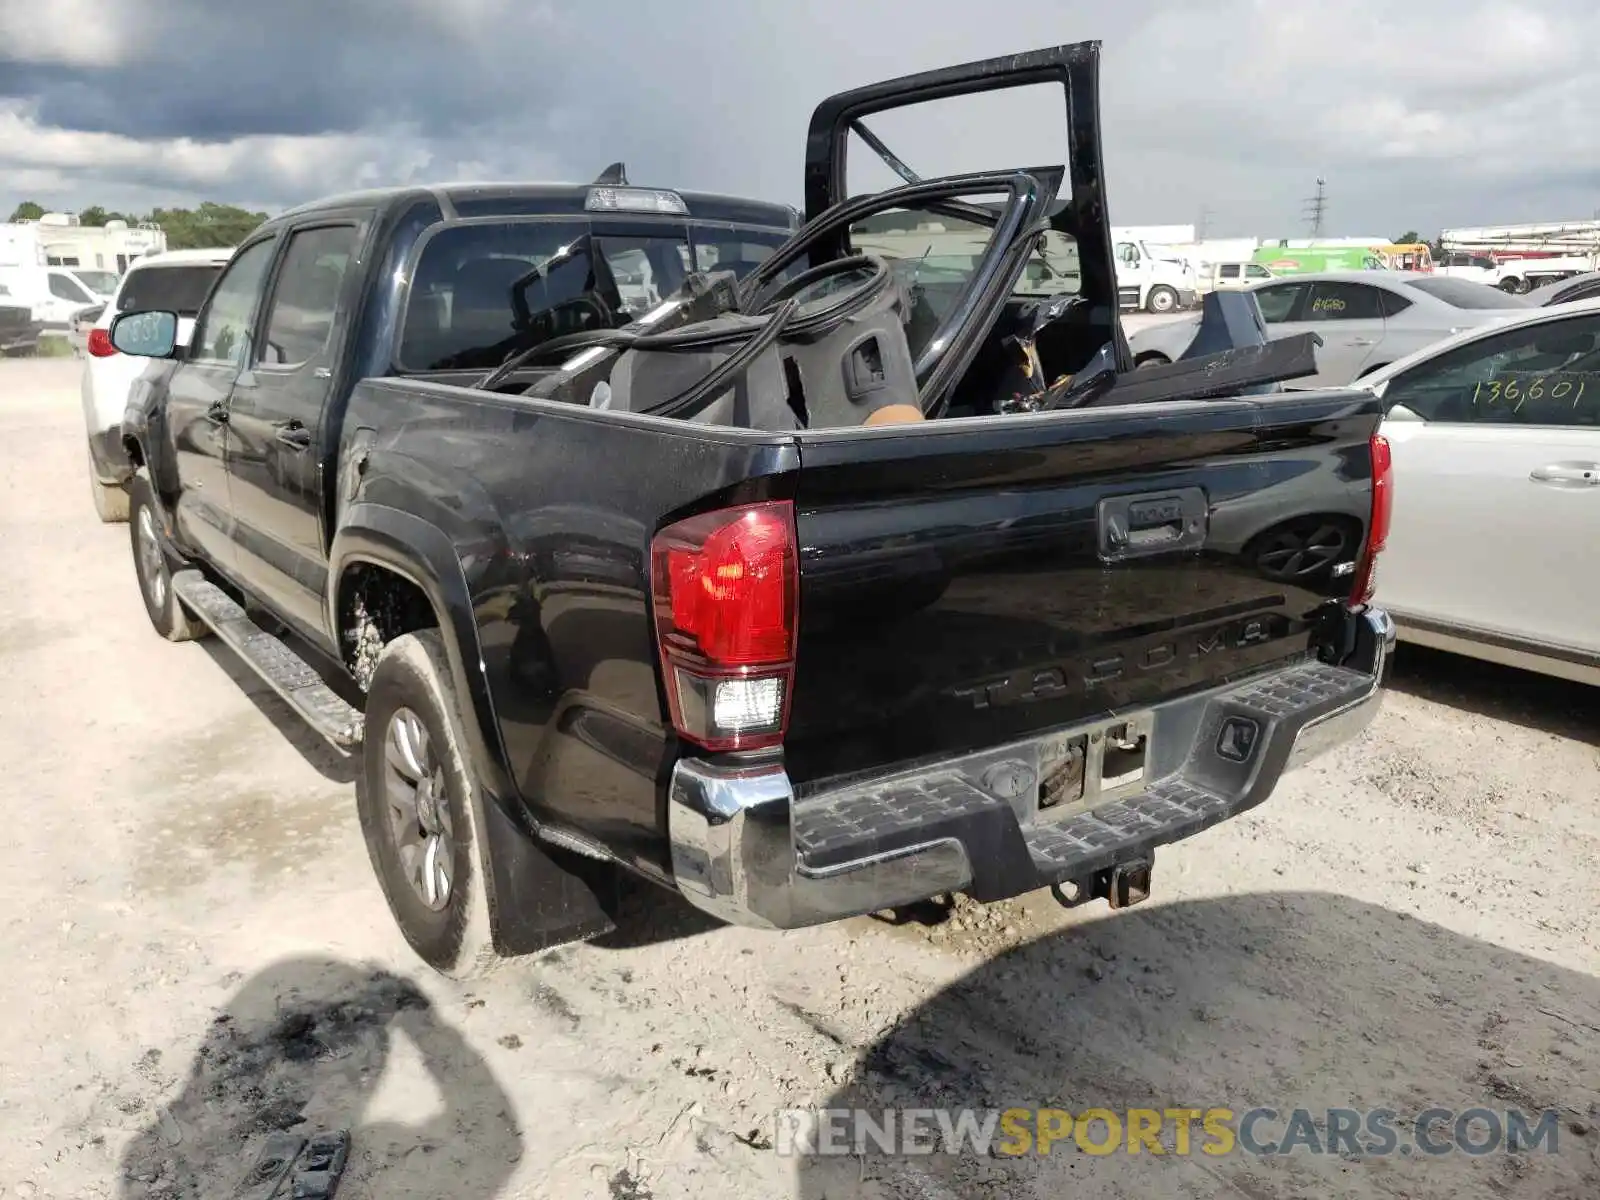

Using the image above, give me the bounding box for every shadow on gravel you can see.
[586,868,726,951]
[198,641,359,784]
[800,892,1600,1200]
[119,957,520,1199]
[1387,642,1598,749]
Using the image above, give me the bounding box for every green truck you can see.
[1253,244,1387,274]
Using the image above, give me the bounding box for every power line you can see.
[1302,177,1328,237]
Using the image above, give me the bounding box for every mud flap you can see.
[479,790,619,957]
[234,1130,349,1198]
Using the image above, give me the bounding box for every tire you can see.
[1134,353,1170,371]
[88,445,130,523]
[1245,515,1358,583]
[128,474,207,642]
[1498,277,1525,295]
[356,630,501,981]
[1146,285,1178,314]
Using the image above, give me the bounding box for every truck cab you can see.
[1114,239,1197,313]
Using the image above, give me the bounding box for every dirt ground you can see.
[2,357,1597,1199]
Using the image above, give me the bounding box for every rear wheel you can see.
[356,630,501,981]
[88,445,130,523]
[128,474,206,642]
[1146,285,1178,314]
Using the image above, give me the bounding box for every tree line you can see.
[6,200,268,251]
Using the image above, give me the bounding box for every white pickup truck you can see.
[1113,239,1197,313]
[1491,254,1600,295]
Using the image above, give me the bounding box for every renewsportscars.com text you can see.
[775,1106,1564,1158]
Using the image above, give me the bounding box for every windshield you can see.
[397,220,791,372]
[72,269,119,295]
[1406,277,1530,309]
[117,264,224,317]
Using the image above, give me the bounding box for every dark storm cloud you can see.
[4,0,1599,231]
[0,0,558,140]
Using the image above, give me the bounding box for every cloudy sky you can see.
[1,0,1594,238]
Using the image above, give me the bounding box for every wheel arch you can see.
[329,502,511,798]
[331,502,615,956]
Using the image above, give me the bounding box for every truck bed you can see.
[341,377,1387,903]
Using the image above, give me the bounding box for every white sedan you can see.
[81,248,234,522]
[1129,271,1528,388]
[1361,298,1600,685]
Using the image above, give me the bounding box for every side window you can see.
[1378,289,1413,317]
[1219,264,1241,280]
[1305,282,1384,320]
[1384,314,1600,426]
[48,274,92,303]
[191,240,277,366]
[1245,264,1272,279]
[1252,282,1309,324]
[257,225,360,366]
[1115,242,1141,267]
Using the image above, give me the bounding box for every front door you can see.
[41,270,98,326]
[162,237,278,573]
[800,42,1121,367]
[1377,309,1600,659]
[226,220,365,648]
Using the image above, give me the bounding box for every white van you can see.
[0,264,113,328]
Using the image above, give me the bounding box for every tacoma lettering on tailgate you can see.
[949,615,1282,711]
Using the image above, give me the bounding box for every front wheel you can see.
[1146,285,1178,314]
[356,630,501,981]
[128,475,206,642]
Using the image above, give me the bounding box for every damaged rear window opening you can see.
[396,220,794,372]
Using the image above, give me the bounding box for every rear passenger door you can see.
[1377,311,1600,657]
[226,219,366,645]
[1296,281,1388,384]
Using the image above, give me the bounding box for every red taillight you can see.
[87,328,117,358]
[1348,432,1392,605]
[651,500,798,751]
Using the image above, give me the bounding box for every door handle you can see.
[205,403,229,425]
[1530,461,1600,486]
[275,422,312,450]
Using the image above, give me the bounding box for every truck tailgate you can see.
[784,391,1383,787]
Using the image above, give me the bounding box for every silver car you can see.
[1129,271,1530,387]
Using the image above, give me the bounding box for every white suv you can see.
[81,248,234,522]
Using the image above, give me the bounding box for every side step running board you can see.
[171,570,364,750]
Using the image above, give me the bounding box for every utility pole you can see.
[1302,177,1328,238]
[1196,204,1213,241]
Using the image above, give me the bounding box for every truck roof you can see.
[271,182,797,231]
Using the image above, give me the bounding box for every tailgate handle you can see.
[1098,488,1208,562]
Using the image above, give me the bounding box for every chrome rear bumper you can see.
[669,608,1394,930]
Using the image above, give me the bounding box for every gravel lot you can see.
[3,357,1597,1199]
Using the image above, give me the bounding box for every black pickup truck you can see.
[112,43,1395,979]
